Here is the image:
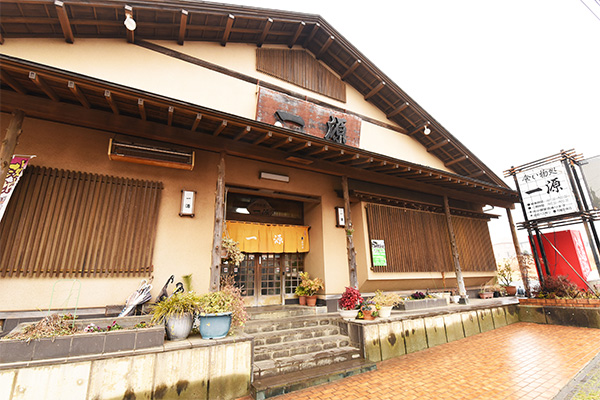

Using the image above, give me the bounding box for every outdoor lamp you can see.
[423,124,431,135]
[124,6,136,31]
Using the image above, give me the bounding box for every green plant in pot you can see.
[151,292,200,341]
[196,276,247,339]
[497,259,517,296]
[295,272,324,306]
[372,290,403,318]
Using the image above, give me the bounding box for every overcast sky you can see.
[227,0,600,249]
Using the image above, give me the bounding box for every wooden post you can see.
[506,208,531,297]
[210,152,226,292]
[0,110,25,187]
[444,196,468,304]
[341,176,358,288]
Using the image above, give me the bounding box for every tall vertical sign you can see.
[0,155,33,222]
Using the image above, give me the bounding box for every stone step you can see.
[244,314,339,335]
[253,334,352,361]
[251,358,376,400]
[253,346,362,379]
[252,325,341,347]
[246,305,324,321]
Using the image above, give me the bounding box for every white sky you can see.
[227,0,600,249]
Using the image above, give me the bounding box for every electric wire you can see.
[580,0,600,22]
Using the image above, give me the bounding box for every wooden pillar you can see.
[210,152,226,292]
[341,176,358,288]
[444,196,468,303]
[0,110,25,187]
[506,208,531,297]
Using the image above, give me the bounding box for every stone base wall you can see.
[340,305,520,362]
[0,335,252,400]
[519,305,600,328]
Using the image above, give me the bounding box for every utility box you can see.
[534,230,592,290]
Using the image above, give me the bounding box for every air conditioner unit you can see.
[108,137,195,171]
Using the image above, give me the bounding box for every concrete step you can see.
[253,345,362,379]
[253,334,351,361]
[244,314,339,335]
[251,358,376,400]
[246,305,325,321]
[252,324,341,347]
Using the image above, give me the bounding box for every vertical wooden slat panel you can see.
[0,167,163,278]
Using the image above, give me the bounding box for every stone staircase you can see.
[244,306,375,399]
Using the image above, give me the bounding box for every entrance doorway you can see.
[224,253,304,306]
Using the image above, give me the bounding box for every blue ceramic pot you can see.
[199,312,232,339]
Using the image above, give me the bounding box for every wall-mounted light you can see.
[179,190,196,217]
[259,171,289,183]
[335,206,346,227]
[124,5,136,31]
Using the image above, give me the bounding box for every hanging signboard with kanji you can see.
[515,160,578,221]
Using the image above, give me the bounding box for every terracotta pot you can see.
[504,286,517,296]
[306,295,317,306]
[362,309,375,320]
[298,295,307,306]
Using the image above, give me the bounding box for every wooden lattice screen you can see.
[365,203,495,273]
[0,166,163,278]
[257,48,346,102]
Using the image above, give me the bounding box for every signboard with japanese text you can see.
[371,239,387,267]
[516,160,579,221]
[0,155,33,222]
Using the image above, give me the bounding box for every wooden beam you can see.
[428,139,450,152]
[387,102,409,118]
[0,32,4,45]
[178,10,188,45]
[124,5,134,44]
[341,59,361,81]
[364,81,385,101]
[213,120,227,136]
[342,176,358,288]
[365,160,386,170]
[220,14,235,46]
[68,81,90,108]
[321,149,344,160]
[1,70,27,94]
[54,1,74,44]
[445,155,468,167]
[210,152,226,292]
[316,35,334,59]
[306,145,328,157]
[444,196,468,302]
[288,141,311,153]
[257,18,273,47]
[0,110,25,191]
[469,170,486,178]
[167,106,174,126]
[2,89,518,208]
[271,136,292,149]
[104,90,119,115]
[253,131,272,145]
[303,22,320,47]
[137,98,146,120]
[233,125,251,141]
[191,113,202,131]
[29,72,59,101]
[288,21,305,48]
[338,153,360,163]
[353,157,374,167]
[408,122,430,136]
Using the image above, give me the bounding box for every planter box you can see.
[519,298,600,308]
[0,316,164,365]
[398,298,448,311]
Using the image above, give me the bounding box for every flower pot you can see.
[339,309,359,319]
[306,295,317,307]
[361,309,375,320]
[199,312,232,339]
[298,295,307,306]
[378,306,393,318]
[504,286,517,296]
[450,295,461,304]
[165,313,194,341]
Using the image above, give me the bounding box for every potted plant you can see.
[295,272,324,306]
[372,290,403,318]
[222,237,245,266]
[450,288,461,304]
[479,286,493,299]
[497,260,517,296]
[151,292,200,341]
[359,299,379,320]
[197,291,234,339]
[338,286,363,319]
